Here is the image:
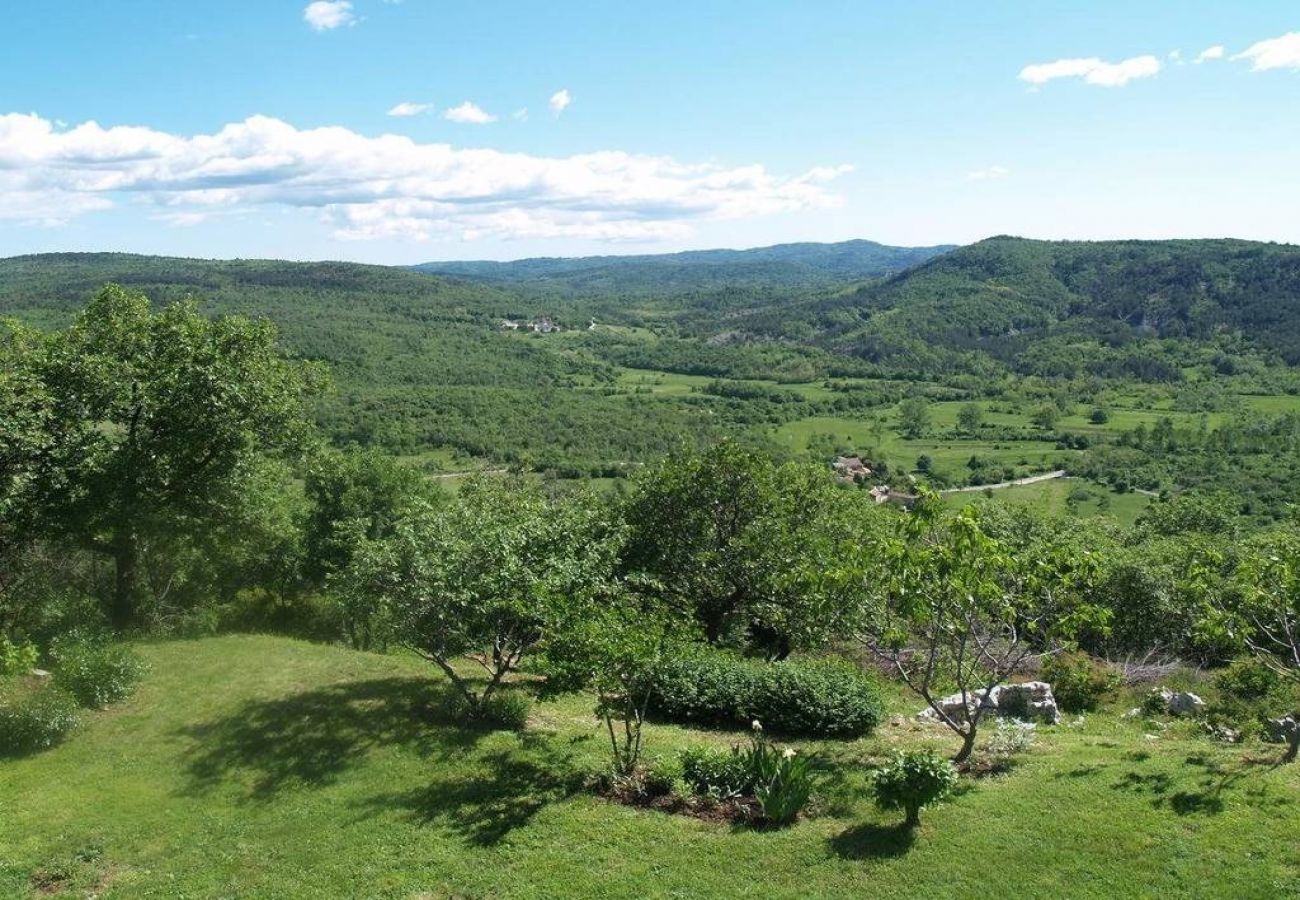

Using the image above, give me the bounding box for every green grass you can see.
[3,635,1298,898]
[946,477,1153,527]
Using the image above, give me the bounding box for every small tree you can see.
[1030,404,1059,431]
[542,587,689,775]
[873,749,958,828]
[335,479,621,718]
[897,397,931,439]
[1203,532,1300,762]
[957,402,984,434]
[848,499,1102,762]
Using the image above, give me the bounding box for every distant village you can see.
[831,454,914,506]
[500,317,598,334]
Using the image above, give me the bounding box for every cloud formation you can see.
[387,101,432,117]
[443,102,496,124]
[303,1,355,31]
[1196,45,1225,63]
[966,165,1009,182]
[549,89,572,116]
[0,113,849,242]
[1019,55,1161,87]
[1234,31,1300,71]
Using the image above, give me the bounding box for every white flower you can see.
[782,747,797,759]
[751,719,763,733]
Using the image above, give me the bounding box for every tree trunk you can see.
[904,804,921,828]
[110,528,139,630]
[1284,728,1299,764]
[951,727,978,764]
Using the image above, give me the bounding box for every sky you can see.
[1,1,1298,264]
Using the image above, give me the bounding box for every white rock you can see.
[917,681,1060,725]
[1166,691,1205,717]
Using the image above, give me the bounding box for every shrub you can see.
[986,718,1036,758]
[650,651,882,738]
[52,643,148,709]
[0,684,79,755]
[0,637,39,678]
[873,749,959,828]
[445,688,532,731]
[641,756,683,798]
[1041,651,1122,712]
[679,745,755,799]
[1215,657,1280,701]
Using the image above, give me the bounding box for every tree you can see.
[1030,404,1059,431]
[847,498,1102,762]
[897,397,931,439]
[1202,531,1300,762]
[336,479,622,716]
[957,402,984,434]
[302,446,436,588]
[542,595,688,775]
[1,286,323,628]
[620,443,867,656]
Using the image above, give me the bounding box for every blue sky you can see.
[1,1,1297,263]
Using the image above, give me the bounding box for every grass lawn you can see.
[947,477,1153,527]
[3,635,1298,898]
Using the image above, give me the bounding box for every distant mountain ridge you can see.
[413,239,957,294]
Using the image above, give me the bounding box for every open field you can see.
[3,635,1298,899]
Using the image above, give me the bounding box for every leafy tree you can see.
[302,446,436,587]
[542,596,687,775]
[956,402,984,433]
[1089,407,1110,425]
[847,499,1103,761]
[335,479,622,715]
[1,286,323,627]
[1030,404,1059,431]
[620,443,867,655]
[1202,531,1300,762]
[897,397,931,439]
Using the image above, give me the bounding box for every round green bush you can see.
[52,643,148,709]
[1040,651,1122,712]
[679,745,756,798]
[649,651,882,738]
[1214,657,1281,701]
[873,749,958,827]
[0,684,80,756]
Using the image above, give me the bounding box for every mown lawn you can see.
[2,635,1298,898]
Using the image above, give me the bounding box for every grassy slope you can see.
[3,636,1298,898]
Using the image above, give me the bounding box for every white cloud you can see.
[443,102,496,124]
[0,112,849,242]
[549,89,572,116]
[966,165,1009,182]
[1233,31,1300,71]
[512,108,529,121]
[1196,45,1225,63]
[304,1,355,31]
[1019,55,1161,87]
[387,101,432,117]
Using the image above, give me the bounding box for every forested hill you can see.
[414,239,955,295]
[796,237,1300,368]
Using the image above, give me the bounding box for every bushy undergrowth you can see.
[650,651,882,737]
[678,725,814,825]
[1041,651,1122,712]
[0,683,79,756]
[442,687,532,731]
[51,642,148,709]
[0,638,39,678]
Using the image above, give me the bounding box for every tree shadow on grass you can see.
[177,677,489,800]
[352,731,586,847]
[1109,752,1287,817]
[828,822,917,860]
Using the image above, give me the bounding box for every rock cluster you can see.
[917,681,1060,725]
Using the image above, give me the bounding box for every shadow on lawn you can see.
[1109,752,1287,816]
[354,731,586,846]
[177,677,488,799]
[828,822,916,860]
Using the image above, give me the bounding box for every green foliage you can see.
[336,478,622,714]
[0,637,38,677]
[649,650,882,738]
[897,397,931,438]
[748,732,814,826]
[873,749,959,827]
[52,642,148,709]
[0,683,79,756]
[1040,651,1122,712]
[679,745,756,799]
[445,687,532,732]
[1215,656,1282,701]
